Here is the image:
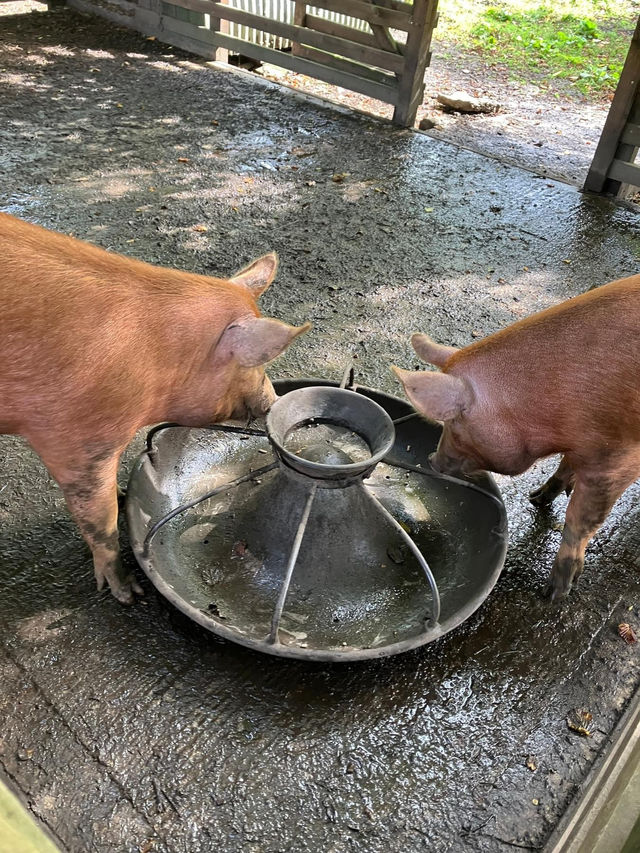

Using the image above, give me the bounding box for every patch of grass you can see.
[436,0,639,98]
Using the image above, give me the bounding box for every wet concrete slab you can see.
[1,7,640,852]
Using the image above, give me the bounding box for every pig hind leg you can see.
[530,455,575,506]
[548,453,640,599]
[33,440,142,604]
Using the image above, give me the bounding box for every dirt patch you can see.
[255,41,611,187]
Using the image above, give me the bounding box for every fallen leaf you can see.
[192,224,208,232]
[566,709,593,737]
[526,756,537,771]
[332,172,349,183]
[618,622,637,644]
[177,157,189,163]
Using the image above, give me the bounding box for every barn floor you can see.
[2,7,640,853]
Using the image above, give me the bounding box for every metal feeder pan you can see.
[126,379,508,662]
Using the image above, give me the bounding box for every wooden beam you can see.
[210,0,228,62]
[607,157,640,186]
[305,12,403,55]
[292,1,306,58]
[301,0,413,32]
[292,43,395,87]
[393,0,438,126]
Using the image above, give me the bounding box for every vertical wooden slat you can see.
[210,0,229,62]
[584,16,640,195]
[292,2,307,58]
[393,0,437,126]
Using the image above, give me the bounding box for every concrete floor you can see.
[1,7,640,853]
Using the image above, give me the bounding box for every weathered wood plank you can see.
[393,0,437,125]
[305,12,400,53]
[364,0,413,14]
[584,16,640,193]
[607,157,640,187]
[210,0,228,62]
[621,122,640,147]
[162,17,398,102]
[135,7,219,57]
[292,1,306,58]
[173,0,406,72]
[293,43,395,86]
[302,0,413,32]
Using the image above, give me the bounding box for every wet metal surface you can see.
[1,8,640,852]
[126,381,507,661]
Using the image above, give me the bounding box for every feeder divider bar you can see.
[269,482,318,645]
[142,460,278,557]
[363,484,441,627]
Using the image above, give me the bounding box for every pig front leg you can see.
[34,440,143,604]
[548,456,640,599]
[530,455,575,506]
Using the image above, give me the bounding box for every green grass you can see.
[436,0,640,98]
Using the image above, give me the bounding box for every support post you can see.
[584,16,640,196]
[393,0,438,127]
[211,0,229,63]
[292,2,307,57]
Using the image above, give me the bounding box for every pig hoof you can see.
[110,577,144,606]
[529,485,556,506]
[96,565,144,605]
[547,557,582,600]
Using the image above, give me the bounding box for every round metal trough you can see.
[126,378,508,661]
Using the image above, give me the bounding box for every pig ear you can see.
[392,366,470,422]
[411,333,458,368]
[230,253,278,297]
[221,318,311,368]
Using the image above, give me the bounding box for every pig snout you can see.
[245,374,278,419]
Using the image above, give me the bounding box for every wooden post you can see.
[584,16,640,196]
[211,0,229,62]
[393,0,438,127]
[292,2,307,57]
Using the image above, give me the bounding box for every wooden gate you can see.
[67,0,439,127]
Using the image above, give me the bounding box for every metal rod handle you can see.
[268,483,318,644]
[383,457,504,506]
[363,486,441,628]
[142,461,278,558]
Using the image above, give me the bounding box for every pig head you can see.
[394,274,640,599]
[0,212,310,604]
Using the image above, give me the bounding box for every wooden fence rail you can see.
[65,0,438,126]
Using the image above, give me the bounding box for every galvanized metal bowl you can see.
[126,379,508,661]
